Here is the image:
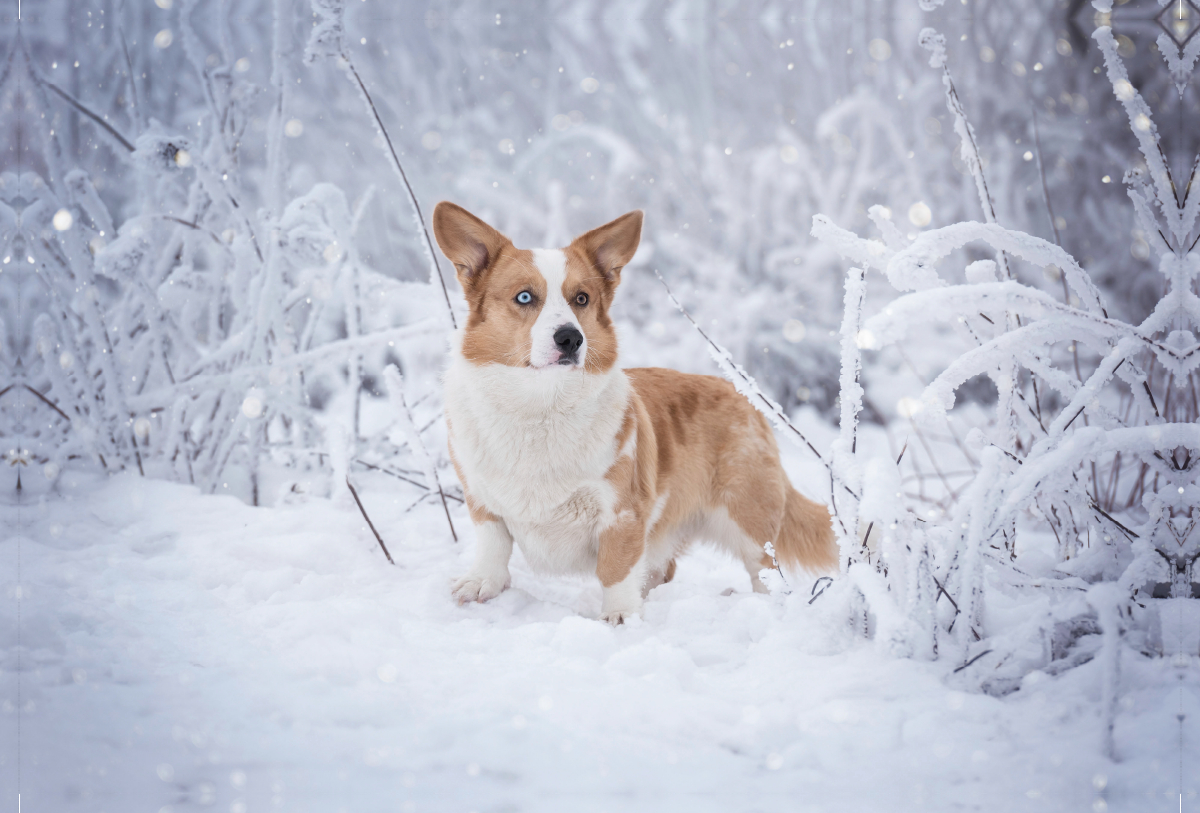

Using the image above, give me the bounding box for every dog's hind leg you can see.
[745,561,773,594]
[711,461,788,595]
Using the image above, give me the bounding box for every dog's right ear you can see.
[432,202,511,290]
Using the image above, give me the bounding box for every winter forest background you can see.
[2,0,1199,810]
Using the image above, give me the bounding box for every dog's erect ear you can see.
[572,210,643,285]
[432,202,511,288]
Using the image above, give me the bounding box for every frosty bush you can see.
[4,0,1026,506]
[813,13,1199,710]
[1,0,454,506]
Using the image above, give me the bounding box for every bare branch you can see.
[346,476,395,565]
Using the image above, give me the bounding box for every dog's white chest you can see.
[444,357,630,573]
[506,489,608,573]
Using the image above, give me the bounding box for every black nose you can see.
[553,325,584,360]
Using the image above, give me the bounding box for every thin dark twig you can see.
[116,13,142,128]
[1089,500,1140,540]
[288,451,467,504]
[160,215,234,252]
[953,648,993,673]
[436,479,458,542]
[130,428,145,476]
[764,541,789,589]
[1143,381,1161,418]
[908,417,958,498]
[41,80,136,152]
[1061,405,1086,432]
[1031,108,1061,248]
[22,384,73,422]
[346,476,395,565]
[352,458,464,502]
[808,576,834,604]
[340,59,457,329]
[932,574,961,615]
[403,492,431,513]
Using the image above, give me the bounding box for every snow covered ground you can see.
[4,438,1194,813]
[5,1,1200,810]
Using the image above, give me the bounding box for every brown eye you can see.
[574,292,589,307]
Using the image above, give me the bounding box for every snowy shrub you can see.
[1,0,1181,549]
[813,13,1200,706]
[0,0,455,506]
[1,0,967,505]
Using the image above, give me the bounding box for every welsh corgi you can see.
[432,202,838,624]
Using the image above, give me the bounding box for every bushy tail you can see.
[774,487,839,573]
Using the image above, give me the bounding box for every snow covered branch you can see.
[810,10,1200,688]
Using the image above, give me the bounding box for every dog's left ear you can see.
[572,210,643,286]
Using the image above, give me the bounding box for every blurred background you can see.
[0,0,1190,503]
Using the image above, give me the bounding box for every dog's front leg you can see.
[448,441,512,604]
[452,518,514,604]
[596,514,647,625]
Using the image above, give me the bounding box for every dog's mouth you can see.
[529,352,583,370]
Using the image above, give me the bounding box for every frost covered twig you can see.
[918,24,1021,458]
[832,266,867,559]
[1095,27,1193,246]
[803,4,1200,685]
[917,27,1008,281]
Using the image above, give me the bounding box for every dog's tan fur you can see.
[434,202,837,622]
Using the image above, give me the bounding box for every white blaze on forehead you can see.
[532,248,567,294]
[529,248,585,368]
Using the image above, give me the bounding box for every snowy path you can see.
[1,466,1193,812]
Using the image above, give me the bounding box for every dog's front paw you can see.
[599,605,641,626]
[451,573,510,604]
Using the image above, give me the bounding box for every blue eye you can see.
[515,291,533,305]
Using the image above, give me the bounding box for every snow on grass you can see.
[0,451,1193,811]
